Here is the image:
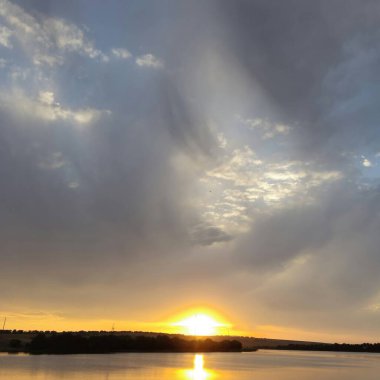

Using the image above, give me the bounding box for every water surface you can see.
[1,350,380,379]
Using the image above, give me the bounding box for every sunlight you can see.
[194,354,204,371]
[179,354,215,380]
[175,313,223,336]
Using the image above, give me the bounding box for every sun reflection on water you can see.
[179,354,215,380]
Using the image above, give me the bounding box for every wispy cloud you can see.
[111,48,132,59]
[38,152,66,170]
[136,53,164,69]
[0,0,107,65]
[0,24,12,47]
[238,116,291,140]
[0,89,110,126]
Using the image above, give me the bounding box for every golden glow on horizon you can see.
[172,310,230,336]
[4,312,378,343]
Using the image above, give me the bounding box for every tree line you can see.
[273,343,380,353]
[25,333,242,354]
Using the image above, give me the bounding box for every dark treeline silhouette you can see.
[0,329,25,334]
[26,333,242,354]
[272,343,380,353]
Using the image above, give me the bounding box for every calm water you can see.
[1,350,380,379]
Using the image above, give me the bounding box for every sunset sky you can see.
[1,0,380,343]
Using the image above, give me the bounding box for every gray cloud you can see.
[215,0,380,157]
[1,0,380,341]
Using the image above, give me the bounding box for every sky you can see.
[1,0,380,343]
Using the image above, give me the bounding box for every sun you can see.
[174,313,226,336]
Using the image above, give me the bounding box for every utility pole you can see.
[2,317,6,331]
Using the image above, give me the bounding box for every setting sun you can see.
[173,313,228,336]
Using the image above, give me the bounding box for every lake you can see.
[1,349,380,379]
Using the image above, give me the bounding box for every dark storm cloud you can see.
[194,0,380,335]
[205,1,380,250]
[216,0,380,154]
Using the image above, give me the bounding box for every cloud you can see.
[362,157,372,167]
[0,24,12,47]
[111,48,132,59]
[199,144,343,236]
[0,0,107,65]
[0,89,110,125]
[38,91,55,106]
[38,152,66,170]
[68,181,79,189]
[43,18,106,60]
[239,116,291,139]
[136,53,164,69]
[1,0,380,341]
[190,223,232,246]
[248,188,380,315]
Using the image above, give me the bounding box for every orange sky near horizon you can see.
[1,309,378,344]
